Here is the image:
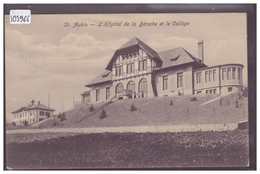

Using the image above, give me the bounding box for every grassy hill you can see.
[41,92,247,129]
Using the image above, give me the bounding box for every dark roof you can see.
[156,47,206,70]
[11,102,55,114]
[85,70,112,87]
[119,37,161,60]
[81,91,90,96]
[106,37,161,71]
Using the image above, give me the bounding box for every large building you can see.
[11,100,55,125]
[86,37,243,103]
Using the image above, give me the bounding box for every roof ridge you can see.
[158,47,183,54]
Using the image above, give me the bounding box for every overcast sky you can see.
[5,13,247,122]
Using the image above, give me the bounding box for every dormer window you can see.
[102,72,110,77]
[170,55,180,61]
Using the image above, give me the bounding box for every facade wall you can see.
[113,73,153,98]
[154,65,193,97]
[194,66,220,94]
[89,82,113,103]
[193,64,243,95]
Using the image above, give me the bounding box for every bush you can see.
[190,97,197,101]
[52,120,58,126]
[60,113,66,122]
[242,86,248,97]
[235,99,240,108]
[130,103,137,112]
[12,122,16,126]
[219,98,223,106]
[99,108,107,119]
[23,120,28,126]
[89,105,94,112]
[226,99,230,106]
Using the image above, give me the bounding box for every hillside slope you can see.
[47,92,247,128]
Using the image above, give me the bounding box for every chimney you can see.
[198,40,204,63]
[31,99,35,105]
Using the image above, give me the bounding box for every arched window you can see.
[116,83,124,94]
[139,78,147,92]
[127,81,135,92]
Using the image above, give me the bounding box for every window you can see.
[196,72,201,84]
[205,71,208,82]
[116,83,124,94]
[45,112,50,117]
[177,73,183,88]
[228,87,233,92]
[213,89,217,94]
[222,68,226,80]
[238,68,241,80]
[116,66,119,76]
[163,75,168,90]
[139,60,143,71]
[206,90,208,94]
[232,67,236,79]
[119,66,123,76]
[143,59,147,70]
[127,64,131,74]
[227,68,231,80]
[210,89,212,94]
[131,62,134,73]
[139,78,147,92]
[96,89,100,101]
[209,70,212,82]
[127,81,135,92]
[197,91,202,94]
[106,87,110,100]
[39,111,44,116]
[213,69,216,81]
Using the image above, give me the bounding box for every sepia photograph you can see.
[4,4,255,170]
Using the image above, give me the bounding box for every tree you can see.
[60,113,66,122]
[89,104,94,112]
[23,120,28,126]
[99,108,107,119]
[130,103,137,112]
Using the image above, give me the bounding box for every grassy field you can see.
[33,93,247,129]
[6,129,248,169]
[6,93,247,130]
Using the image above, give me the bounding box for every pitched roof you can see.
[11,102,55,114]
[86,38,207,87]
[119,37,161,60]
[106,37,161,71]
[85,70,112,87]
[81,91,90,96]
[156,47,206,70]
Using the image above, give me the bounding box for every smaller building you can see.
[11,100,55,126]
[80,91,90,104]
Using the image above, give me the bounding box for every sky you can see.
[5,13,248,123]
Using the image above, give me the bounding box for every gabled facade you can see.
[86,37,244,103]
[11,100,55,125]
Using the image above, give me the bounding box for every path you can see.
[199,93,230,106]
[6,123,240,134]
[30,117,54,127]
